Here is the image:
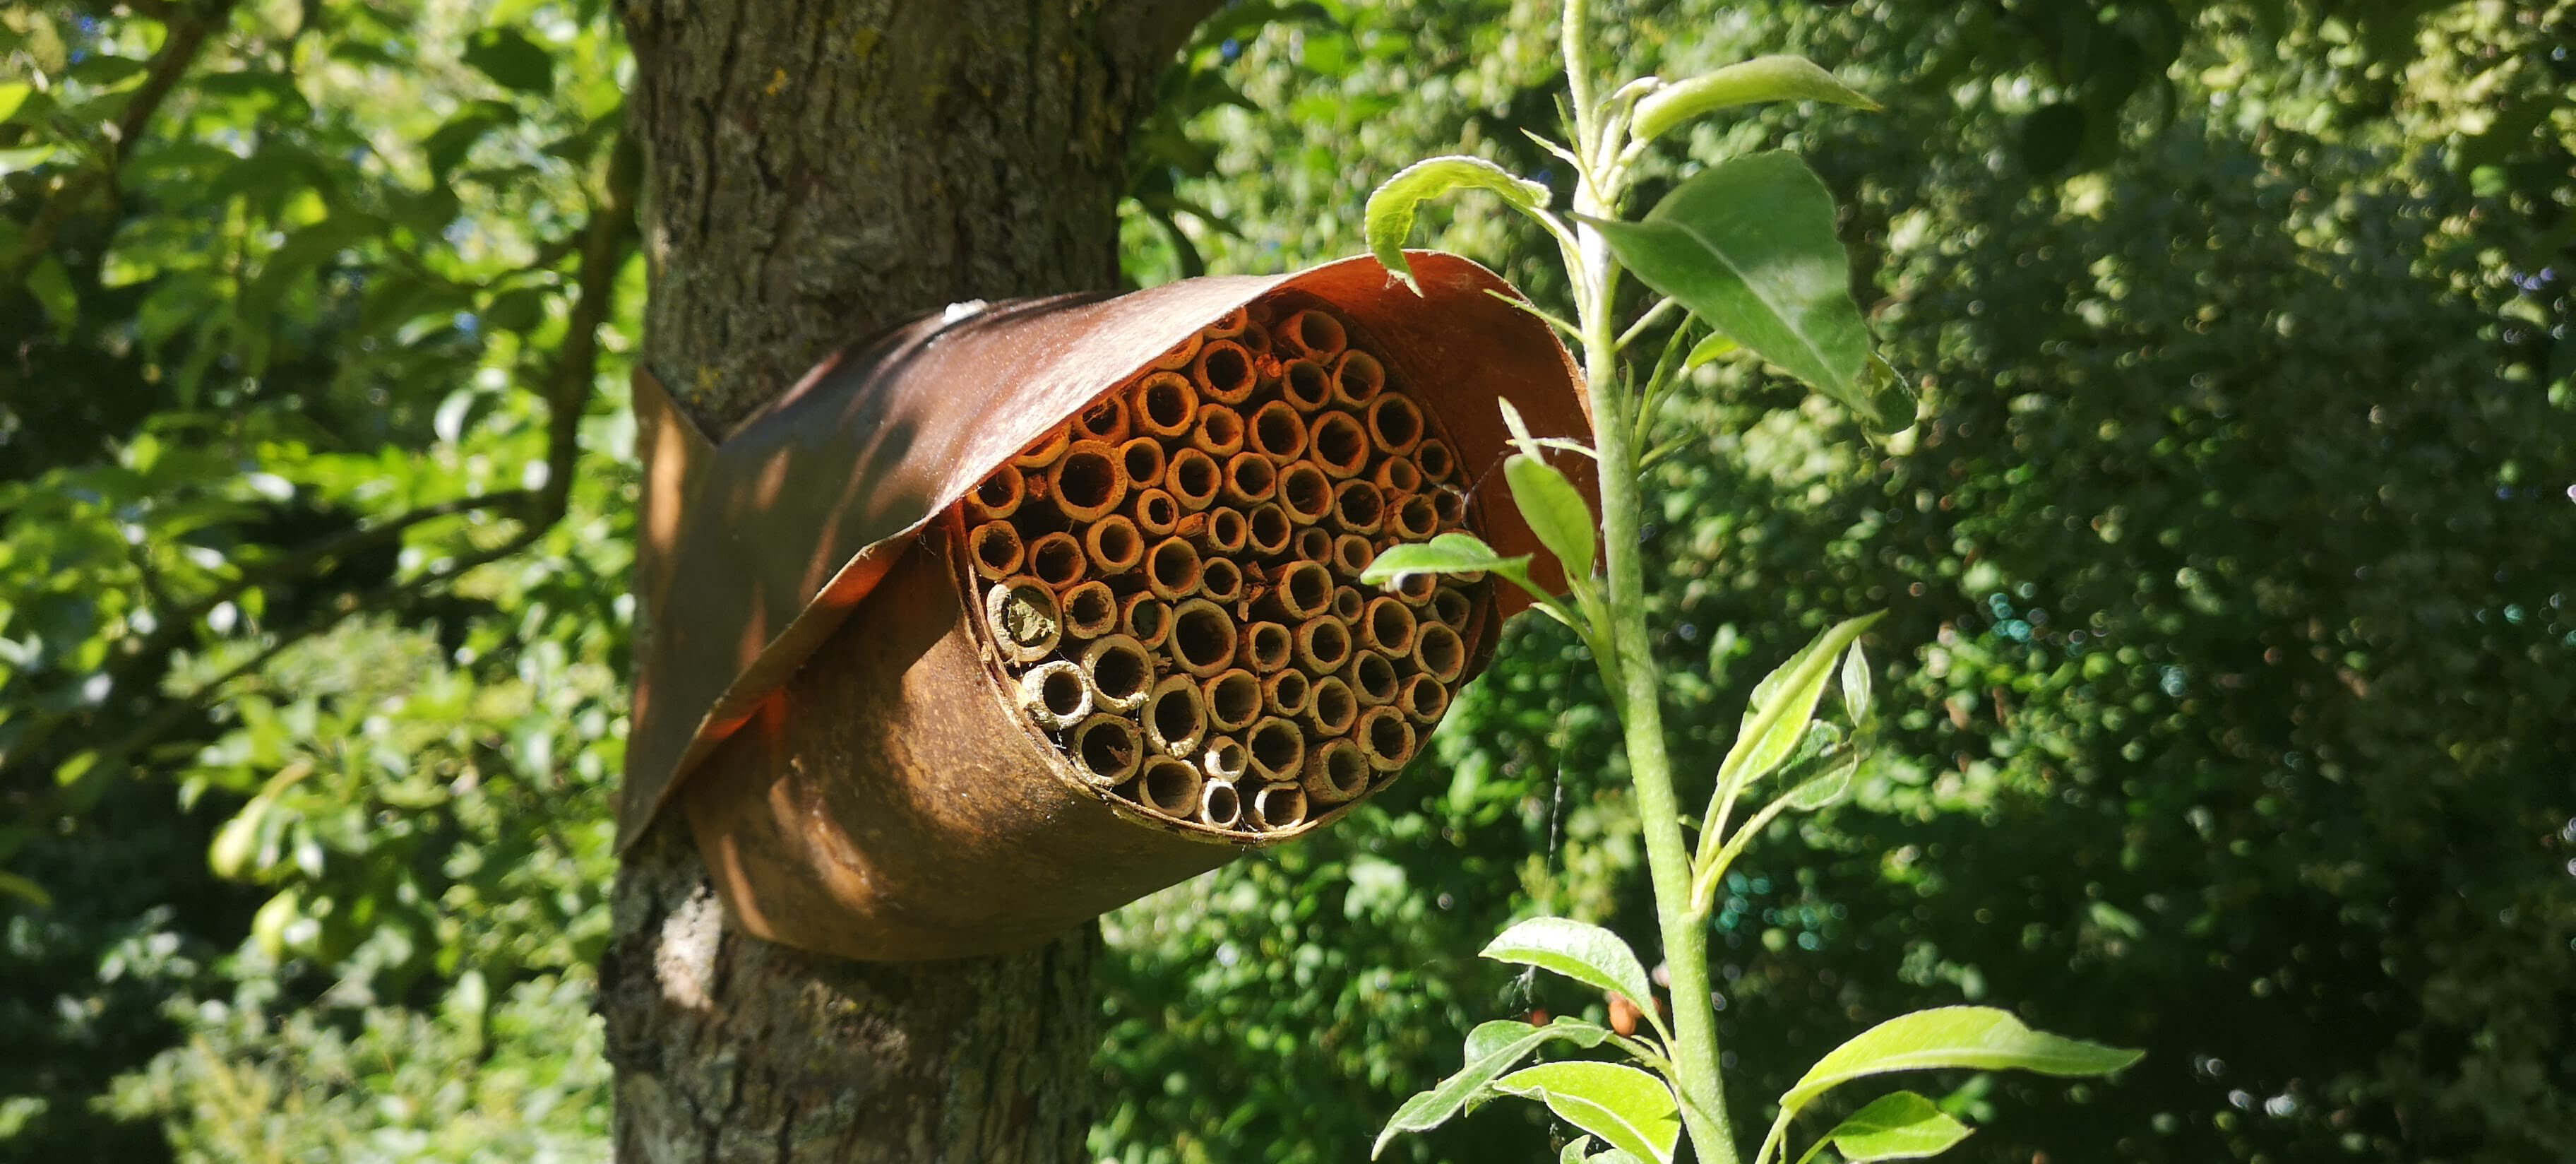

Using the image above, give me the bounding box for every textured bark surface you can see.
[602,1,1212,1159]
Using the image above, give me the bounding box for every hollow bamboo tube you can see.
[1085,514,1145,576]
[1200,735,1249,783]
[1132,755,1202,818]
[1303,739,1369,804]
[1197,507,1248,555]
[1293,524,1334,563]
[1354,704,1417,773]
[1428,586,1474,630]
[1118,436,1168,490]
[1049,440,1128,523]
[1198,557,1245,605]
[1011,425,1070,469]
[1246,504,1294,557]
[1262,669,1311,717]
[1191,403,1246,458]
[1119,595,1171,650]
[1276,461,1334,525]
[1118,375,1188,442]
[1220,452,1277,506]
[1238,319,1273,359]
[1132,487,1180,536]
[1412,620,1467,683]
[1387,492,1441,542]
[1144,537,1202,601]
[1239,620,1293,673]
[968,463,1026,521]
[1304,675,1358,737]
[1166,448,1222,512]
[1330,350,1386,408]
[1202,669,1263,732]
[1247,783,1307,832]
[1306,410,1371,479]
[1202,305,1248,339]
[1143,675,1208,759]
[1344,650,1400,708]
[1196,778,1243,830]
[1364,391,1424,456]
[1246,400,1309,463]
[1390,569,1438,607]
[1279,359,1333,412]
[1025,532,1087,589]
[983,576,1061,664]
[1244,715,1306,783]
[1414,438,1455,482]
[1330,478,1385,535]
[1072,393,1131,444]
[1018,660,1093,730]
[1070,713,1142,787]
[1330,535,1375,581]
[1191,340,1259,406]
[1431,485,1467,527]
[1061,580,1119,640]
[1331,584,1366,624]
[1373,456,1422,499]
[1079,634,1155,713]
[1167,598,1238,677]
[968,520,1025,580]
[1398,672,1450,725]
[1150,330,1203,372]
[1359,596,1417,656]
[1292,615,1352,675]
[1278,309,1347,361]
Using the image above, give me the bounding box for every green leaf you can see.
[1562,1136,1595,1164]
[1717,612,1882,799]
[1784,1006,2143,1112]
[1365,155,1549,293]
[1578,153,1874,420]
[1494,1061,1681,1164]
[1505,453,1597,581]
[1630,55,1880,145]
[463,28,554,95]
[423,100,518,179]
[1840,641,1873,727]
[0,81,32,124]
[1683,331,1739,371]
[0,870,52,908]
[1480,917,1656,1023]
[1375,1018,1611,1156]
[1780,747,1859,812]
[1825,1091,1972,1161]
[25,256,76,339]
[1361,532,1537,592]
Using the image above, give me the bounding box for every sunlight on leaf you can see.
[1365,155,1550,293]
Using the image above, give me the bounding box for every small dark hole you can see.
[1032,538,1084,586]
[1314,413,1366,470]
[1042,670,1087,716]
[1250,720,1300,773]
[1249,505,1292,553]
[1123,441,1164,484]
[1368,395,1419,447]
[1151,689,1200,744]
[1335,482,1383,528]
[1203,348,1251,394]
[1353,652,1397,701]
[1079,720,1134,774]
[1058,449,1118,509]
[1174,605,1234,670]
[1284,362,1332,408]
[1092,644,1149,702]
[1282,465,1332,518]
[1173,453,1220,501]
[977,471,1019,506]
[1253,406,1306,459]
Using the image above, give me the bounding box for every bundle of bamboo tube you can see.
[960,299,1489,836]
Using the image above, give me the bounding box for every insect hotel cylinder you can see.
[622,253,1592,961]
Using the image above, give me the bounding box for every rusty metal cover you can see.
[621,251,1592,853]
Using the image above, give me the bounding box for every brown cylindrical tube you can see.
[1373,456,1422,499]
[1191,403,1246,457]
[1191,340,1259,406]
[1131,371,1200,439]
[1166,447,1222,511]
[1364,391,1424,456]
[1196,778,1244,830]
[969,520,1025,580]
[1070,713,1143,788]
[1293,524,1334,563]
[1133,487,1180,536]
[1202,305,1248,339]
[1261,668,1311,718]
[1080,634,1155,713]
[1061,580,1119,640]
[1143,675,1208,759]
[1167,598,1238,677]
[1331,583,1366,624]
[1071,393,1131,445]
[1119,594,1171,650]
[1359,596,1417,656]
[1246,503,1294,557]
[1345,650,1400,707]
[1279,359,1333,412]
[1145,537,1203,601]
[968,463,1026,521]
[1431,485,1467,526]
[1150,329,1203,372]
[1133,755,1202,819]
[1293,615,1352,675]
[1307,410,1371,479]
[1200,735,1249,783]
[1221,451,1278,506]
[1276,461,1334,525]
[1237,318,1273,357]
[1247,783,1307,832]
[1390,569,1439,607]
[1428,585,1474,630]
[1198,557,1245,605]
[1239,620,1293,673]
[1398,672,1450,725]
[1018,660,1092,730]
[1278,308,1347,360]
[1244,715,1306,783]
[1197,506,1248,555]
[1413,620,1467,682]
[1330,350,1386,408]
[1330,478,1385,535]
[1414,438,1455,482]
[1025,531,1087,589]
[1011,425,1070,469]
[1304,675,1358,737]
[1330,535,1375,580]
[1085,514,1145,576]
[1303,739,1370,804]
[983,576,1061,664]
[1119,436,1168,490]
[1049,439,1128,522]
[1387,492,1441,542]
[1202,669,1263,732]
[1247,400,1309,462]
[1354,705,1417,773]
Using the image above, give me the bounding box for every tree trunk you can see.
[600,1,1211,1159]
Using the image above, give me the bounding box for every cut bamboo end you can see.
[1330,350,1386,409]
[1145,536,1202,601]
[1221,451,1278,506]
[1239,620,1293,672]
[1133,754,1202,818]
[1085,514,1145,576]
[1292,524,1334,564]
[1130,371,1200,440]
[1331,584,1366,624]
[1261,669,1311,717]
[1330,535,1375,581]
[1280,359,1333,412]
[1345,650,1400,707]
[1073,393,1132,445]
[1412,621,1467,683]
[1191,403,1246,457]
[1431,485,1467,526]
[1197,778,1243,829]
[1167,598,1238,677]
[1398,672,1450,724]
[1198,506,1248,555]
[1414,438,1455,482]
[1071,713,1143,787]
[968,463,1026,521]
[1019,660,1093,730]
[1428,586,1474,629]
[1050,440,1128,523]
[1026,531,1087,589]
[969,520,1026,580]
[1150,330,1203,372]
[1079,634,1154,713]
[1330,478,1385,535]
[1373,456,1422,499]
[1277,461,1334,525]
[1133,487,1180,536]
[1061,580,1119,640]
[1203,669,1263,732]
[984,576,1062,664]
[1012,426,1070,469]
[1292,615,1352,675]
[1201,735,1250,783]
[1303,739,1369,804]
[1389,569,1438,607]
[1246,504,1294,557]
[1166,448,1222,511]
[1245,715,1306,783]
[1199,557,1245,605]
[1304,675,1358,736]
[1248,782,1308,832]
[1354,705,1417,773]
[1248,400,1309,462]
[1359,596,1417,656]
[1279,309,1347,361]
[1307,410,1370,479]
[1118,436,1168,490]
[1387,492,1441,542]
[1203,306,1248,340]
[1192,340,1258,406]
[1363,389,1421,454]
[1119,595,1171,650]
[1143,675,1209,759]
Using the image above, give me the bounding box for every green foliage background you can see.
[4,0,2570,1161]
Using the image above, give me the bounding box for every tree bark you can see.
[600,1,1212,1159]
